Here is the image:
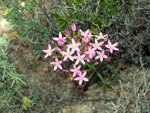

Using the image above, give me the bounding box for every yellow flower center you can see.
[95,43,98,47]
[72,45,76,48]
[110,45,114,48]
[56,63,59,66]
[46,49,50,53]
[86,38,89,42]
[100,33,103,37]
[78,57,81,60]
[66,53,69,56]
[101,54,103,57]
[85,31,87,34]
[74,69,77,72]
[90,50,93,54]
[80,75,83,80]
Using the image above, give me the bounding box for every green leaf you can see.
[96,72,106,85]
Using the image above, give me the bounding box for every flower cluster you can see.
[43,24,119,85]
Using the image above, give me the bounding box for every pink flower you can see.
[105,40,119,53]
[67,38,81,53]
[74,71,89,85]
[70,65,81,77]
[85,46,96,59]
[82,37,90,44]
[74,52,85,65]
[80,29,92,38]
[95,50,108,62]
[61,48,74,61]
[95,32,105,40]
[42,44,55,59]
[71,23,76,31]
[93,38,103,50]
[52,32,66,46]
[50,57,62,71]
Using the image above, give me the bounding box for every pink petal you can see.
[100,57,103,62]
[110,49,113,53]
[54,66,58,71]
[59,61,62,64]
[44,54,49,59]
[55,58,58,62]
[63,56,68,61]
[74,77,80,81]
[73,73,76,77]
[105,45,110,48]
[50,62,56,65]
[108,40,111,45]
[77,65,81,69]
[79,80,83,85]
[83,78,89,81]
[43,50,48,53]
[58,65,62,70]
[113,47,119,51]
[72,38,75,44]
[53,37,59,41]
[75,60,79,65]
[104,55,108,58]
[48,44,51,50]
[113,42,118,46]
[95,56,99,59]
[59,32,62,38]
[81,60,85,64]
[83,72,87,77]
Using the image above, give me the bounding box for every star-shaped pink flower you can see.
[105,40,119,53]
[53,32,66,41]
[93,39,104,51]
[85,46,96,59]
[73,52,85,65]
[80,29,92,38]
[95,32,105,40]
[42,44,55,59]
[50,57,62,71]
[95,50,108,62]
[52,32,66,46]
[74,71,89,85]
[61,48,74,61]
[67,38,81,53]
[70,65,81,77]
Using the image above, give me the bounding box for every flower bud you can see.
[75,37,78,42]
[101,44,104,48]
[55,47,61,52]
[71,23,76,32]
[95,62,99,65]
[63,69,69,72]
